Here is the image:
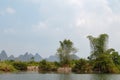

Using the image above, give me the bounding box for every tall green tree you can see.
[87,34,108,59]
[57,39,77,67]
[87,34,120,73]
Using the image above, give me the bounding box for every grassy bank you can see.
[0,61,16,72]
[0,61,28,72]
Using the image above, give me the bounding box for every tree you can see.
[87,34,120,73]
[57,39,77,67]
[39,60,49,71]
[94,54,119,73]
[87,34,108,59]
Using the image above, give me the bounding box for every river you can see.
[0,72,120,80]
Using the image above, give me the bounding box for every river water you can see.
[0,72,120,80]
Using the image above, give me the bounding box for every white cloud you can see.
[75,19,86,27]
[31,21,64,35]
[31,0,120,38]
[20,0,120,35]
[68,0,118,33]
[0,7,16,16]
[30,0,120,40]
[6,7,16,14]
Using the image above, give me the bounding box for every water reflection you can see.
[58,73,116,80]
[0,72,120,80]
[90,74,113,80]
[58,74,73,80]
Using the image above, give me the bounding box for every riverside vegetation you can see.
[0,34,120,73]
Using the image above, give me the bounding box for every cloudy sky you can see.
[0,0,120,58]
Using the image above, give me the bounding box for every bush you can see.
[0,62,16,72]
[13,62,27,71]
[38,60,58,72]
[93,54,119,73]
[72,59,92,73]
[27,61,39,66]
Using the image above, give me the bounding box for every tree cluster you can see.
[73,34,120,73]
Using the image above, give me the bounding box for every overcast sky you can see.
[0,0,120,58]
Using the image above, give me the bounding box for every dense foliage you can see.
[0,61,16,72]
[57,39,77,67]
[86,34,120,73]
[27,61,39,66]
[87,34,108,59]
[72,59,92,73]
[38,60,58,72]
[12,62,27,71]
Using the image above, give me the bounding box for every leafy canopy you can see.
[57,39,77,67]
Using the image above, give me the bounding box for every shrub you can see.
[72,59,92,73]
[38,60,58,72]
[13,62,27,71]
[0,62,16,72]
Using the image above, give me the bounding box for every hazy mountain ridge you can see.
[0,50,8,61]
[0,50,79,62]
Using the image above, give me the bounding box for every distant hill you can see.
[0,50,79,62]
[46,54,79,62]
[0,50,43,62]
[16,52,43,62]
[46,55,59,62]
[34,53,43,62]
[0,50,8,61]
[71,54,79,60]
[17,52,34,61]
[8,55,15,60]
